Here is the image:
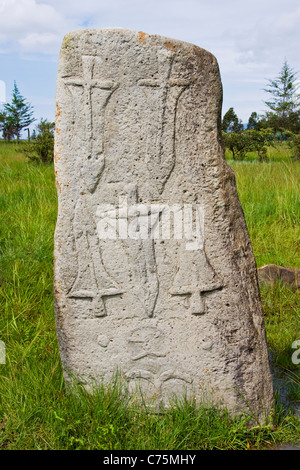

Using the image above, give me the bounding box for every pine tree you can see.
[0,110,16,141]
[263,60,300,134]
[222,107,243,133]
[247,112,261,130]
[3,81,35,141]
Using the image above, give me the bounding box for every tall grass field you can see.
[0,142,299,450]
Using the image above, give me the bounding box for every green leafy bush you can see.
[20,119,55,163]
[291,134,300,160]
[222,128,274,161]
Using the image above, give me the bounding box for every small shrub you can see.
[291,134,300,161]
[20,119,54,163]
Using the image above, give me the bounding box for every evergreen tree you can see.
[3,81,35,141]
[222,107,243,133]
[0,110,16,141]
[247,112,261,130]
[263,60,300,133]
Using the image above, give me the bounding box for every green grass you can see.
[230,160,300,268]
[0,141,299,450]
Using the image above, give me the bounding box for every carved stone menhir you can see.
[54,28,274,423]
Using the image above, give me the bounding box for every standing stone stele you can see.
[54,28,273,422]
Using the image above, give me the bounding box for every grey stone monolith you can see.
[54,28,273,422]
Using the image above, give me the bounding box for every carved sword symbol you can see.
[95,185,159,318]
[68,197,123,317]
[65,56,122,315]
[121,186,159,318]
[63,55,119,193]
[137,51,190,194]
[169,249,224,315]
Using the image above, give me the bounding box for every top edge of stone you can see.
[60,27,214,58]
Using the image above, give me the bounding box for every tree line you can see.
[222,60,300,161]
[0,81,54,163]
[1,60,300,163]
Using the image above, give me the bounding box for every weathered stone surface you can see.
[54,28,273,420]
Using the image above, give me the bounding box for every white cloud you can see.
[0,0,70,54]
[0,0,299,123]
[228,3,300,67]
[19,32,61,54]
[1,0,299,69]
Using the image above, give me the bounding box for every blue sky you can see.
[1,0,300,135]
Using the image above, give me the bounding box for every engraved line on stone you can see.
[63,55,119,193]
[169,249,224,315]
[137,53,190,193]
[121,186,159,318]
[132,351,167,361]
[68,198,123,317]
[128,326,165,360]
[126,369,192,400]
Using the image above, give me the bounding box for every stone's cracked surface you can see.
[54,28,273,421]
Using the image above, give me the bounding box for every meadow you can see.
[0,141,299,450]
